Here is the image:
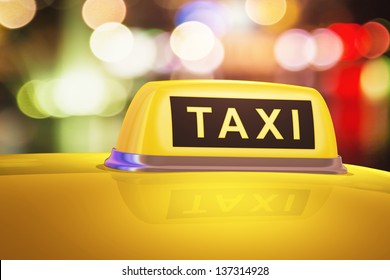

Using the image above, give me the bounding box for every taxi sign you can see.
[104,80,347,173]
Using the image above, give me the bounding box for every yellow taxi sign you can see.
[105,80,346,173]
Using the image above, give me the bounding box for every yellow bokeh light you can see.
[267,0,301,32]
[170,21,215,61]
[34,79,69,118]
[90,22,134,62]
[360,57,390,102]
[245,0,287,26]
[82,0,126,29]
[0,0,36,29]
[98,79,129,117]
[17,80,50,119]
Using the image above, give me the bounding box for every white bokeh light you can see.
[53,69,107,116]
[225,0,253,30]
[90,22,134,62]
[98,79,128,117]
[170,21,215,61]
[153,32,182,73]
[105,29,157,78]
[310,28,343,70]
[274,29,316,71]
[181,38,225,74]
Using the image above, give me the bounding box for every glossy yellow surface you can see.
[0,153,389,259]
[116,80,338,158]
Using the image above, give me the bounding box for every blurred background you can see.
[0,0,389,170]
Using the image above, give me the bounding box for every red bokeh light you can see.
[321,61,364,100]
[357,21,390,58]
[328,23,368,61]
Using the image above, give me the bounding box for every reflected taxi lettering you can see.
[167,188,310,218]
[170,97,315,149]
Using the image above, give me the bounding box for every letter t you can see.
[187,106,212,138]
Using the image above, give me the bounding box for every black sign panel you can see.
[170,97,314,149]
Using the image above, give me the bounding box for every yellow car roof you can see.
[0,153,389,259]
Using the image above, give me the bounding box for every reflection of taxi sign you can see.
[105,80,347,173]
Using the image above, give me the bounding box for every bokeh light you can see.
[360,56,390,102]
[334,63,364,99]
[1,0,390,171]
[82,0,126,30]
[35,79,69,118]
[170,21,215,61]
[245,0,287,26]
[310,28,343,71]
[56,116,123,152]
[53,69,107,116]
[357,21,390,59]
[181,38,225,74]
[328,23,365,61]
[170,68,215,80]
[97,79,128,117]
[17,80,50,119]
[222,31,277,77]
[0,0,36,29]
[153,32,181,74]
[224,0,253,30]
[266,0,301,32]
[90,22,134,62]
[28,74,128,118]
[274,29,316,71]
[175,0,229,36]
[105,29,157,78]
